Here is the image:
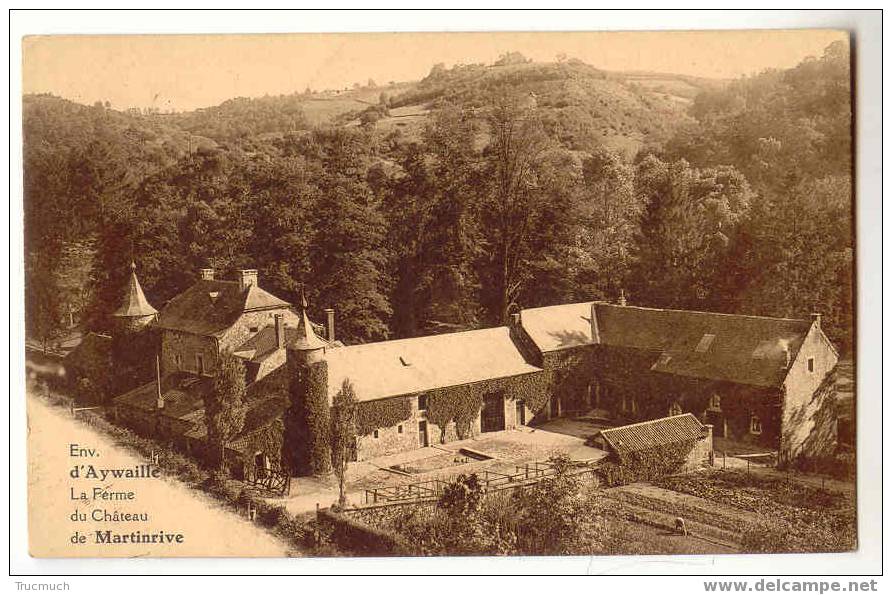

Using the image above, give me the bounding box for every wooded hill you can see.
[24,44,853,356]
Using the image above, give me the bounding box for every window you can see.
[750,414,762,435]
[249,326,259,333]
[397,424,403,434]
[196,354,205,375]
[174,354,182,370]
[373,429,379,439]
[709,394,722,411]
[807,357,815,373]
[417,394,428,411]
[669,401,683,416]
[695,333,716,353]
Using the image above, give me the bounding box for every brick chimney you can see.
[275,314,286,349]
[237,269,258,292]
[324,308,335,342]
[811,312,822,329]
[199,268,215,281]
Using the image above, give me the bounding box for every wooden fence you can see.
[362,459,602,507]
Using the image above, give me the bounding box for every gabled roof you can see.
[598,413,705,456]
[114,265,158,318]
[116,368,289,444]
[154,279,290,337]
[234,322,337,363]
[114,371,215,418]
[324,327,542,401]
[594,304,812,388]
[520,301,596,352]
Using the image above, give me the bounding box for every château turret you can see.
[113,262,158,332]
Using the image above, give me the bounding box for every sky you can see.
[22,30,847,112]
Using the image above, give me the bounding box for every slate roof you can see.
[114,372,214,418]
[324,327,542,402]
[114,267,158,318]
[518,301,814,388]
[116,367,289,448]
[154,279,290,337]
[598,413,706,456]
[594,304,812,388]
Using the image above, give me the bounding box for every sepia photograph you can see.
[10,10,880,577]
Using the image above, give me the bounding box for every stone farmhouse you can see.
[110,264,839,478]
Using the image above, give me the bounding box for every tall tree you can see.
[479,92,552,324]
[329,379,358,508]
[630,156,752,311]
[203,351,248,472]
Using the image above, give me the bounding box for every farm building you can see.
[109,264,840,477]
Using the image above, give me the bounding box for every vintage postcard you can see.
[20,27,860,562]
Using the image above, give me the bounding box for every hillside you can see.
[372,60,711,157]
[90,58,716,157]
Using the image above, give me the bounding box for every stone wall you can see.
[160,330,218,376]
[355,388,534,461]
[780,324,840,462]
[683,425,714,472]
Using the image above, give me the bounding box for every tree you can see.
[203,351,248,472]
[512,454,610,554]
[479,92,552,323]
[572,147,641,301]
[629,156,752,311]
[329,379,358,508]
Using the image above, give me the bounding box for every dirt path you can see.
[27,394,294,557]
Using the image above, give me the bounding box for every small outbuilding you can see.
[593,413,713,472]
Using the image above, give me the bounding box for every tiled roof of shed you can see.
[598,413,705,456]
[324,327,542,402]
[594,304,812,388]
[154,279,290,337]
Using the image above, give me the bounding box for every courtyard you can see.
[274,424,608,516]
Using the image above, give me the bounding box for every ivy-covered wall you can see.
[589,345,783,448]
[283,359,331,476]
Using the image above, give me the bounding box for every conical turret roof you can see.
[289,287,327,351]
[114,262,158,318]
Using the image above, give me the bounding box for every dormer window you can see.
[695,334,716,353]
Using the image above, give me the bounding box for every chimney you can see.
[275,314,286,349]
[618,288,627,307]
[199,268,215,281]
[811,313,822,329]
[590,303,601,344]
[236,269,258,292]
[325,308,335,342]
[511,312,521,326]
